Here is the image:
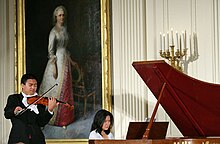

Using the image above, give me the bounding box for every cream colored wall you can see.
[1,0,220,143]
[112,0,220,139]
[112,0,149,138]
[0,0,15,143]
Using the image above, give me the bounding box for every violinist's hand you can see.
[48,97,59,112]
[14,106,23,115]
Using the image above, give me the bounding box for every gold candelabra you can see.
[159,45,187,71]
[159,29,197,72]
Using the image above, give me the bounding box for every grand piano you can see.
[89,60,220,144]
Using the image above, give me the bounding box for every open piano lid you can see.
[132,60,220,137]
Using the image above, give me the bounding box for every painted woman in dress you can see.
[39,5,75,127]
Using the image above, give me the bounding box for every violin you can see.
[15,83,73,116]
[27,96,74,110]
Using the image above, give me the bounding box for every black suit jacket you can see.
[4,93,53,144]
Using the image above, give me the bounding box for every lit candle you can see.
[194,33,198,54]
[160,32,162,51]
[184,30,187,49]
[163,34,165,52]
[176,31,178,49]
[179,36,182,54]
[189,34,192,56]
[182,31,185,48]
[192,33,194,55]
[171,28,174,46]
[167,32,169,49]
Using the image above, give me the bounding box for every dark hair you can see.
[90,109,114,135]
[21,74,38,85]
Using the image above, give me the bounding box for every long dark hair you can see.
[90,109,114,135]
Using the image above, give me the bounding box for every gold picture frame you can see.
[14,0,111,143]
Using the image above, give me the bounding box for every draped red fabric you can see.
[54,60,74,126]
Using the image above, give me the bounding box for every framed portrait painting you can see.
[15,0,111,143]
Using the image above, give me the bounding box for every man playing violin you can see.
[4,73,58,144]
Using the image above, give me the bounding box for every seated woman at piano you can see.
[89,109,114,139]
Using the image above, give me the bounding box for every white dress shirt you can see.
[21,92,39,114]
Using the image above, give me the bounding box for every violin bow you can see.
[15,83,58,116]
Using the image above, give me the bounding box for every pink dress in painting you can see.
[39,26,74,126]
